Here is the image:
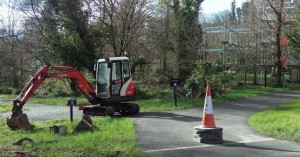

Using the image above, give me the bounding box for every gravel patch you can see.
[1,104,83,121]
[0,97,9,104]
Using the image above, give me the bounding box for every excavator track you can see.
[83,106,115,116]
[120,103,140,115]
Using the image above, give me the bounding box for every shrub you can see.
[0,86,15,94]
[184,61,236,98]
[137,86,172,99]
[184,61,216,98]
[34,79,81,98]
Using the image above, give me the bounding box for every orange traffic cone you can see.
[194,84,223,144]
[201,84,216,128]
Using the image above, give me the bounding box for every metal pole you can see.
[173,86,177,107]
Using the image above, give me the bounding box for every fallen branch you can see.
[13,137,34,146]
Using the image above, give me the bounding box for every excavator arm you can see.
[12,66,100,115]
[7,65,103,130]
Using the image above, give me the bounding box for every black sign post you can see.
[173,86,177,107]
[170,79,180,107]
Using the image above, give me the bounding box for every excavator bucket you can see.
[7,113,34,130]
[72,115,93,134]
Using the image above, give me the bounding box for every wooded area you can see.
[1,0,300,97]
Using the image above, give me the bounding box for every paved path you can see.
[134,90,300,157]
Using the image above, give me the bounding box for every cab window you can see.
[112,62,122,81]
[123,60,130,82]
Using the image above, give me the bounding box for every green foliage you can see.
[0,117,145,156]
[287,4,300,58]
[184,61,217,97]
[184,60,248,98]
[171,0,204,82]
[248,98,300,142]
[41,0,102,73]
[215,72,235,91]
[137,86,173,99]
[131,58,149,75]
[0,86,21,95]
[33,79,82,98]
[0,86,15,95]
[288,7,300,59]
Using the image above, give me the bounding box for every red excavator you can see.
[7,56,139,130]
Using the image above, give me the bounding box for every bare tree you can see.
[89,0,152,57]
[265,0,286,86]
[0,0,29,87]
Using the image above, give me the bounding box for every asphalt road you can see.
[134,90,300,157]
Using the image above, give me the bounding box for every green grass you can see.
[0,94,14,100]
[0,104,11,113]
[136,85,300,112]
[248,98,300,142]
[214,86,288,104]
[0,117,145,157]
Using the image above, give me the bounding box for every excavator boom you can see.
[7,65,102,130]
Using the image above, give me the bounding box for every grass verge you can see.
[0,104,11,113]
[0,117,145,157]
[248,98,300,142]
[137,85,299,112]
[214,86,288,104]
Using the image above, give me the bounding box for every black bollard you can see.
[68,99,77,122]
[170,79,180,107]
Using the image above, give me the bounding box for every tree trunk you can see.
[253,66,257,85]
[276,9,283,87]
[266,0,284,87]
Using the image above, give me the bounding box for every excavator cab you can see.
[96,57,136,102]
[83,56,139,116]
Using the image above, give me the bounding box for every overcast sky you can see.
[202,0,248,15]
